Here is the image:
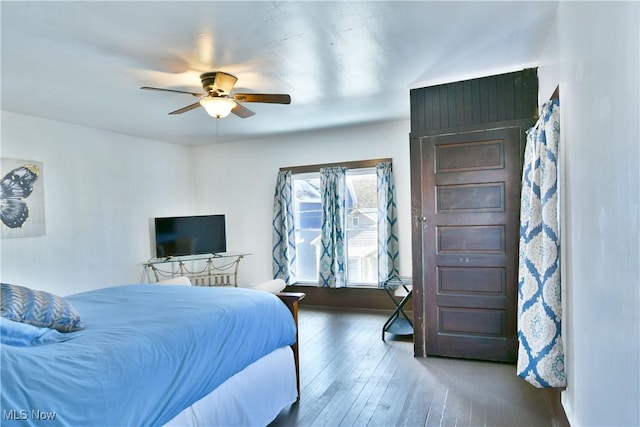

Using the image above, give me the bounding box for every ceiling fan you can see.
[141,71,291,119]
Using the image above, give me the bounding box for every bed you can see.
[0,282,303,426]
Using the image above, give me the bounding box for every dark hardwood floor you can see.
[270,307,568,427]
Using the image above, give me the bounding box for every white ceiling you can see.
[1,1,558,146]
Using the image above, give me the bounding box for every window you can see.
[292,167,379,287]
[273,157,397,288]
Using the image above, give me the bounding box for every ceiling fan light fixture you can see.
[199,97,236,118]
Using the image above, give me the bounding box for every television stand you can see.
[143,253,248,287]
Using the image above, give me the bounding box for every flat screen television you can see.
[154,214,226,258]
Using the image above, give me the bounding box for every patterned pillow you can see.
[0,283,83,332]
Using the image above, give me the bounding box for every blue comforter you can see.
[1,285,296,426]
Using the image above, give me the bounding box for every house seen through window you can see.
[292,168,378,287]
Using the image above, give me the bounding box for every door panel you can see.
[435,139,505,172]
[438,267,505,294]
[437,183,505,212]
[413,127,524,362]
[437,225,506,253]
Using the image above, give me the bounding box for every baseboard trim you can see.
[561,390,576,426]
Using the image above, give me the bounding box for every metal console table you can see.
[143,253,248,287]
[382,279,413,340]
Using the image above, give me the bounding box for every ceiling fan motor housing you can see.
[200,71,237,95]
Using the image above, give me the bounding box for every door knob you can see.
[417,215,427,223]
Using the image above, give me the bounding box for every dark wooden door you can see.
[411,126,525,362]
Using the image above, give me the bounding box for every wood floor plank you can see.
[270,307,565,427]
[367,349,423,426]
[342,344,403,426]
[395,366,433,427]
[294,310,388,424]
[308,336,394,425]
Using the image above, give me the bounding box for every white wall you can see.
[0,112,195,296]
[0,113,412,294]
[538,3,640,426]
[192,119,412,286]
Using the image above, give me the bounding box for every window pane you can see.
[292,168,379,287]
[292,176,321,283]
[346,170,378,286]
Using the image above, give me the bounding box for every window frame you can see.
[284,158,391,288]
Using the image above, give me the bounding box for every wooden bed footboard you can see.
[276,292,305,401]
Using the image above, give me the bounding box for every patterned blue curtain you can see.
[376,162,400,286]
[272,170,296,285]
[318,167,347,288]
[517,99,565,388]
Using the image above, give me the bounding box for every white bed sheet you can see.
[165,346,297,426]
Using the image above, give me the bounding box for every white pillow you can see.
[155,276,192,286]
[252,279,286,294]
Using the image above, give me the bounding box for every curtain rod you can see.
[280,158,392,174]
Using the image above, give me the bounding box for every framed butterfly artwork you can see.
[1,158,46,238]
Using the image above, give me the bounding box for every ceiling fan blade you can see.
[141,86,202,97]
[169,101,202,115]
[231,103,255,118]
[233,93,291,104]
